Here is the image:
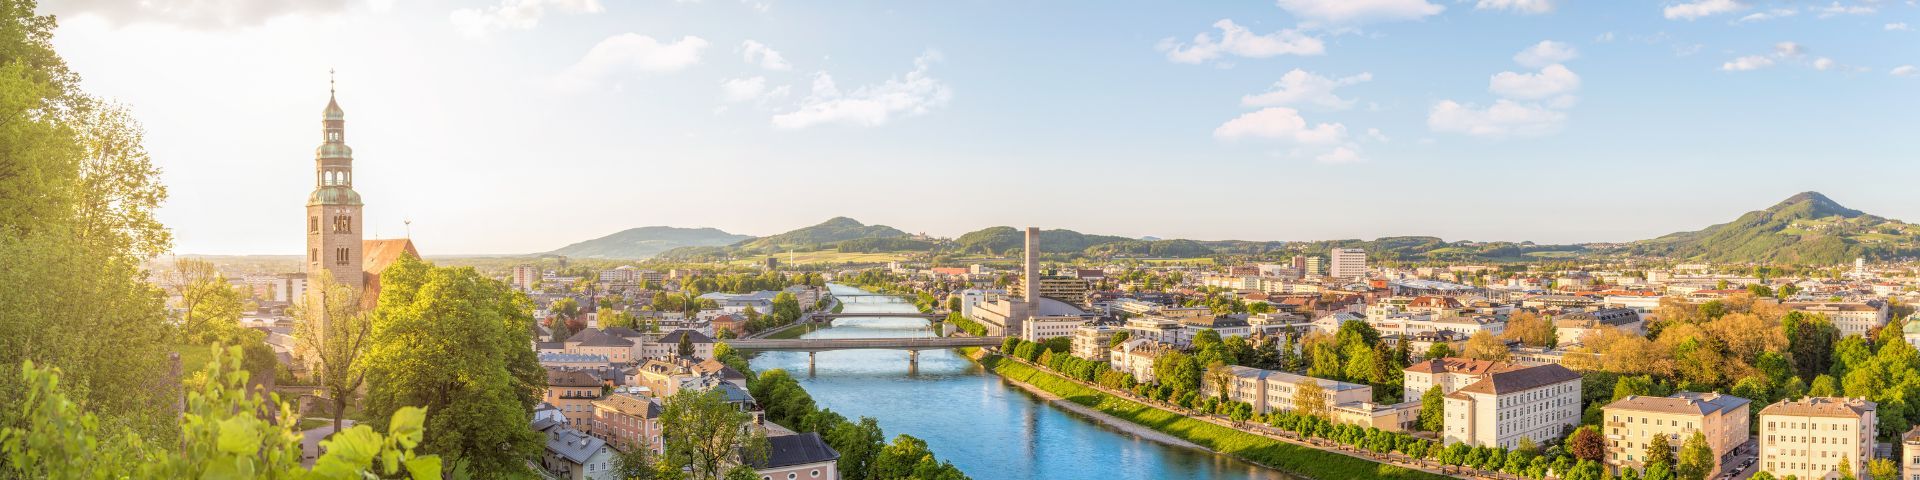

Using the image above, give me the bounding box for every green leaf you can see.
[215,415,260,455]
[404,455,443,480]
[388,406,426,449]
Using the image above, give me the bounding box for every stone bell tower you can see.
[306,74,365,294]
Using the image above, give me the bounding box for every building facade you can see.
[1440,363,1582,449]
[1071,325,1121,361]
[1601,392,1752,476]
[1759,397,1876,480]
[1329,248,1367,280]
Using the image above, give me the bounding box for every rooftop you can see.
[1604,392,1751,416]
[1759,397,1876,419]
[1449,363,1581,397]
[749,432,840,469]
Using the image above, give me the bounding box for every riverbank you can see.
[992,365,1211,452]
[968,349,1455,480]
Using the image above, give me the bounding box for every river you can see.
[746,284,1296,480]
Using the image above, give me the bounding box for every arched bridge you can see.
[813,312,946,321]
[725,336,1004,372]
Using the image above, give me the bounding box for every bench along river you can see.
[745,284,1298,480]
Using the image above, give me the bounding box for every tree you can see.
[1569,425,1605,462]
[1205,361,1234,400]
[0,4,177,439]
[551,296,581,319]
[1868,458,1899,480]
[0,346,442,478]
[661,388,767,480]
[293,275,374,435]
[827,417,885,480]
[1294,380,1330,419]
[360,255,545,474]
[1839,460,1855,480]
[612,445,657,480]
[1809,374,1840,397]
[1418,385,1446,431]
[678,331,696,358]
[1644,433,1675,476]
[1108,330,1132,348]
[1676,431,1714,480]
[1465,330,1510,362]
[1425,342,1456,360]
[1503,311,1555,347]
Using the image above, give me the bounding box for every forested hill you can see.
[1628,192,1920,264]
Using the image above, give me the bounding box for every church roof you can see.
[307,186,361,206]
[363,239,418,276]
[323,95,345,121]
[315,143,352,159]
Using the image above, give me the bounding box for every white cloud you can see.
[1315,146,1364,164]
[1365,128,1390,142]
[771,51,952,129]
[45,0,352,28]
[1735,8,1796,23]
[1159,19,1324,64]
[451,0,604,38]
[721,76,793,104]
[1894,65,1919,77]
[1427,99,1566,138]
[1720,55,1775,71]
[1490,64,1580,100]
[1513,41,1578,68]
[1815,2,1875,17]
[1240,70,1373,110]
[1774,41,1806,57]
[1813,57,1837,71]
[1889,23,1912,31]
[1475,0,1554,14]
[740,40,791,71]
[556,34,708,90]
[1274,0,1445,25]
[1664,0,1746,20]
[1213,107,1348,144]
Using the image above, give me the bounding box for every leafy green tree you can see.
[1644,433,1675,478]
[661,388,767,480]
[679,330,696,357]
[0,1,177,439]
[1425,342,1455,360]
[1869,458,1900,480]
[0,346,442,478]
[1418,385,1446,431]
[360,255,545,474]
[612,446,657,480]
[1677,431,1714,480]
[1809,374,1840,397]
[828,417,885,480]
[293,275,375,436]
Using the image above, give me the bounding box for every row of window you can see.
[308,247,352,266]
[307,215,353,234]
[1767,434,1852,446]
[1767,420,1853,431]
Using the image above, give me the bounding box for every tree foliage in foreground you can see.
[0,345,441,479]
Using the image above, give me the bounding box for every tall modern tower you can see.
[306,81,365,293]
[1023,227,1040,304]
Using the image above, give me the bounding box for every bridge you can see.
[725,336,1005,372]
[812,312,946,321]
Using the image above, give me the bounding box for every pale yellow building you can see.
[1601,392,1752,476]
[1759,397,1876,480]
[1441,363,1582,449]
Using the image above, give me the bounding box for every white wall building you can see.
[1440,363,1582,449]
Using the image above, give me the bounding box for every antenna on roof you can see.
[404,218,412,239]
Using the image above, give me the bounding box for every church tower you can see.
[306,79,364,293]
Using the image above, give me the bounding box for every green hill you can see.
[1630,191,1920,264]
[545,226,751,259]
[739,217,907,250]
[951,226,1131,255]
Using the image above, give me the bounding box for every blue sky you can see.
[44,0,1920,255]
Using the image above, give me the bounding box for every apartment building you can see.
[1402,357,1520,402]
[1016,276,1092,306]
[591,393,662,454]
[1759,397,1876,480]
[1902,427,1920,480]
[1329,248,1367,281]
[1601,392,1752,476]
[544,369,605,431]
[1203,365,1373,416]
[1070,324,1122,361]
[1108,338,1164,383]
[1440,363,1582,449]
[1022,314,1093,341]
[1783,302,1889,338]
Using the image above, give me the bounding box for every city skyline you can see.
[43,0,1920,255]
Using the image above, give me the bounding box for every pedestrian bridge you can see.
[724,336,1003,353]
[725,336,1005,372]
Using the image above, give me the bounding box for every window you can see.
[335,247,350,266]
[310,248,317,263]
[333,215,352,233]
[309,216,318,233]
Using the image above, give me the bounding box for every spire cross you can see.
[329,68,336,95]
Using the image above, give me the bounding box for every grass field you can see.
[976,353,1453,480]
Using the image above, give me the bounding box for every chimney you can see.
[1024,227,1040,304]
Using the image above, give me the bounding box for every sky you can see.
[42,0,1920,255]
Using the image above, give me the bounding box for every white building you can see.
[1440,363,1582,449]
[1784,301,1889,338]
[1108,338,1163,383]
[1023,315,1092,341]
[512,265,541,291]
[1071,325,1122,361]
[1330,248,1367,280]
[1759,397,1875,480]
